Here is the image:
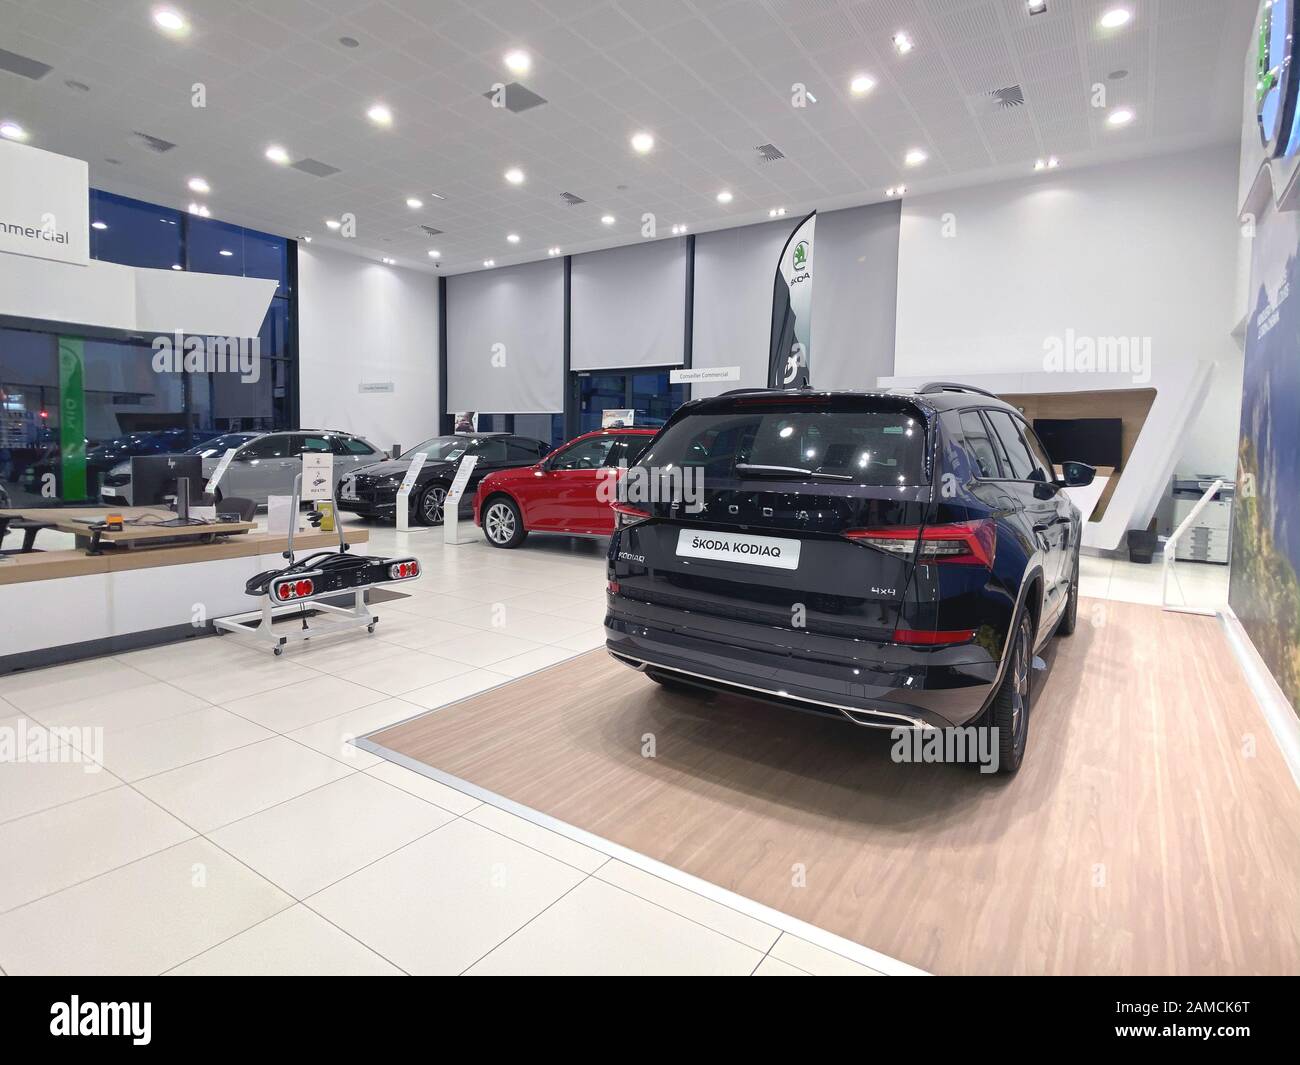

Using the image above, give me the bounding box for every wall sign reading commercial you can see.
[0,140,89,267]
[670,366,741,384]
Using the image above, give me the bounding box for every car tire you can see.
[416,482,448,526]
[1056,551,1079,637]
[977,609,1034,775]
[482,496,527,548]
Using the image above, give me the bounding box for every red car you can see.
[473,427,657,548]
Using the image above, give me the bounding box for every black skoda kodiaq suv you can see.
[604,383,1095,774]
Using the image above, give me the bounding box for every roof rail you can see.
[916,381,1000,400]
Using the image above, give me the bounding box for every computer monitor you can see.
[131,454,204,508]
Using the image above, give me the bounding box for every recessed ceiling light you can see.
[367,102,393,127]
[187,202,209,217]
[716,190,733,204]
[171,264,183,270]
[904,148,928,166]
[338,36,360,48]
[483,259,495,267]
[1027,0,1048,14]
[547,246,561,256]
[504,49,531,74]
[1099,8,1131,30]
[0,121,28,142]
[506,233,520,243]
[405,197,423,209]
[1047,156,1060,168]
[601,214,615,225]
[1107,107,1135,127]
[325,219,341,230]
[504,166,525,185]
[301,235,312,243]
[381,257,395,265]
[768,207,787,217]
[892,32,914,55]
[631,131,655,153]
[265,144,289,165]
[187,176,209,194]
[218,249,233,256]
[885,185,907,196]
[152,7,189,36]
[850,74,876,96]
[91,221,107,230]
[427,249,440,258]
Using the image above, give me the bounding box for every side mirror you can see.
[1058,461,1096,488]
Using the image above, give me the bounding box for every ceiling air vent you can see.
[291,158,341,177]
[560,191,586,206]
[129,131,176,154]
[0,47,52,80]
[971,85,1026,116]
[754,143,785,162]
[481,82,548,113]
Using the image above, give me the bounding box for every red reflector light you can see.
[845,519,995,568]
[388,560,420,580]
[275,578,314,601]
[607,580,620,594]
[892,627,976,646]
[612,503,651,530]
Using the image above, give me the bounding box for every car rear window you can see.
[638,403,928,486]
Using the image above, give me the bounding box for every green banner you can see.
[57,337,86,501]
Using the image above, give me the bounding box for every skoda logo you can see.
[792,240,810,272]
[1257,0,1298,157]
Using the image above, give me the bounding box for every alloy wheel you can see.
[485,502,516,543]
[421,485,446,524]
[1010,622,1031,747]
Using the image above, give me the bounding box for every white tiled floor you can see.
[0,521,883,975]
[0,520,1225,975]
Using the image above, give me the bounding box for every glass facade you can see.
[0,190,296,505]
[574,369,687,437]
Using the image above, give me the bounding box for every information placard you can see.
[395,452,428,533]
[443,454,479,545]
[301,452,334,502]
[206,448,239,496]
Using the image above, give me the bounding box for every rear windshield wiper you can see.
[733,463,853,480]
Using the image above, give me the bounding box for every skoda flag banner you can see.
[768,210,816,389]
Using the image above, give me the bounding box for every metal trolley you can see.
[214,474,421,655]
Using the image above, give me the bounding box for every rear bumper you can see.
[605,600,998,729]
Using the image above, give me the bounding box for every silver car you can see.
[101,432,263,506]
[213,430,385,506]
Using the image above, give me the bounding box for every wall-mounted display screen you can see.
[1032,418,1123,470]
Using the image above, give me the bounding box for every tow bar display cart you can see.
[214,474,421,655]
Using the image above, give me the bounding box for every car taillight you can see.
[892,626,977,646]
[607,580,620,594]
[844,519,996,568]
[274,577,314,601]
[612,503,651,531]
[388,559,420,580]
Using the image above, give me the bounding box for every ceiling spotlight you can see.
[483,259,495,267]
[1107,107,1135,127]
[427,249,441,258]
[366,103,393,127]
[850,74,876,96]
[325,218,341,230]
[1047,156,1060,168]
[547,246,561,256]
[601,214,615,225]
[265,144,289,164]
[0,121,28,142]
[406,197,423,209]
[187,176,209,194]
[506,233,520,243]
[892,32,914,55]
[886,185,907,196]
[768,207,787,217]
[381,257,395,265]
[91,220,107,230]
[904,148,928,166]
[301,235,312,243]
[504,49,531,74]
[187,202,209,217]
[152,6,189,36]
[219,249,233,257]
[1099,7,1131,30]
[1028,0,1048,14]
[716,189,733,204]
[504,166,525,185]
[631,131,655,154]
[170,264,183,270]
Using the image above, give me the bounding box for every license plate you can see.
[675,528,801,570]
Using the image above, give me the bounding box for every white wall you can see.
[297,244,439,452]
[894,144,1243,477]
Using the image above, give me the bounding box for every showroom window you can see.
[0,190,298,505]
[573,369,686,436]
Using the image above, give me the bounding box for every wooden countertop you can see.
[1,506,255,545]
[0,526,369,585]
